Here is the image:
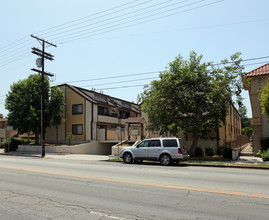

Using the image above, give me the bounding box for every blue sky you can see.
[1,0,269,118]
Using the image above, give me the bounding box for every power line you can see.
[51,56,269,85]
[33,0,141,35]
[81,76,158,88]
[0,36,31,52]
[42,0,183,39]
[52,0,221,44]
[51,70,161,85]
[97,84,147,91]
[39,0,154,38]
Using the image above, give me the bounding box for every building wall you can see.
[146,105,242,151]
[85,100,92,141]
[65,86,85,141]
[218,105,242,147]
[247,76,269,153]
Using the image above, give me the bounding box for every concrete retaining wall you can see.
[17,141,113,155]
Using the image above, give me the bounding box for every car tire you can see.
[123,152,133,164]
[160,154,171,166]
[134,159,143,164]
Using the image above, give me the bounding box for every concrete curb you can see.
[1,152,269,169]
[0,153,41,158]
[184,163,269,170]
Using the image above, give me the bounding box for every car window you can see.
[163,139,178,147]
[138,140,150,147]
[149,140,161,147]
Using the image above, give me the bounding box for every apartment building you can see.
[243,63,269,154]
[45,84,146,154]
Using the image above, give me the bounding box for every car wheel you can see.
[134,159,143,164]
[160,154,171,166]
[123,152,133,164]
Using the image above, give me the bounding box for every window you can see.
[163,139,178,147]
[94,94,107,102]
[119,111,130,119]
[121,102,131,109]
[98,106,109,115]
[138,140,150,147]
[72,124,83,135]
[72,104,83,115]
[149,140,161,147]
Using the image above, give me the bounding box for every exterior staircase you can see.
[239,143,254,156]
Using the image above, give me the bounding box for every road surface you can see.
[0,155,268,219]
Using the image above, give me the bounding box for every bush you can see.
[258,149,269,161]
[260,137,269,151]
[1,138,33,152]
[205,146,214,156]
[216,147,223,156]
[195,147,204,157]
[66,132,74,145]
[222,146,232,159]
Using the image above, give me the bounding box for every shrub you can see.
[222,146,232,159]
[1,138,33,152]
[66,132,74,145]
[195,147,204,157]
[259,149,269,161]
[260,137,269,151]
[205,146,214,156]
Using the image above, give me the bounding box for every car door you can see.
[133,140,150,159]
[147,139,162,160]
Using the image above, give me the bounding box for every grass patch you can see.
[184,161,269,168]
[109,158,123,162]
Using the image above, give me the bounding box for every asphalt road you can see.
[0,155,268,220]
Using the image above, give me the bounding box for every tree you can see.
[237,97,252,137]
[138,51,244,156]
[49,86,64,144]
[5,74,64,144]
[260,81,269,119]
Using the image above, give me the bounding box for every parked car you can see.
[120,138,189,166]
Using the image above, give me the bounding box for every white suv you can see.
[120,138,189,166]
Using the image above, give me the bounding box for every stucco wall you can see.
[65,86,85,141]
[18,141,113,155]
[247,76,269,153]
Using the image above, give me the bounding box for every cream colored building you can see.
[146,104,242,151]
[45,84,145,154]
[243,63,269,154]
[46,84,243,154]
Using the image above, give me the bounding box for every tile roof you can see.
[243,63,269,78]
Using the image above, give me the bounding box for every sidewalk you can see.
[0,148,268,168]
[0,149,108,161]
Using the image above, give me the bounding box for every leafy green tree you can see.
[49,86,65,144]
[237,97,252,136]
[242,127,252,137]
[5,74,64,144]
[138,51,243,156]
[260,80,269,119]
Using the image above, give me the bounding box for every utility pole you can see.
[31,35,57,158]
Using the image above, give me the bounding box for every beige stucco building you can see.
[45,84,243,154]
[45,84,145,154]
[243,63,269,154]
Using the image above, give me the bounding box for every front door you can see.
[133,140,150,159]
[147,139,162,159]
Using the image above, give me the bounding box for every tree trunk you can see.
[190,134,199,157]
[34,132,39,145]
[56,126,59,145]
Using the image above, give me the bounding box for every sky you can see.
[1,0,269,118]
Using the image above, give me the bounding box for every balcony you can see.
[97,115,119,124]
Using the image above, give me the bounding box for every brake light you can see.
[178,148,182,154]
